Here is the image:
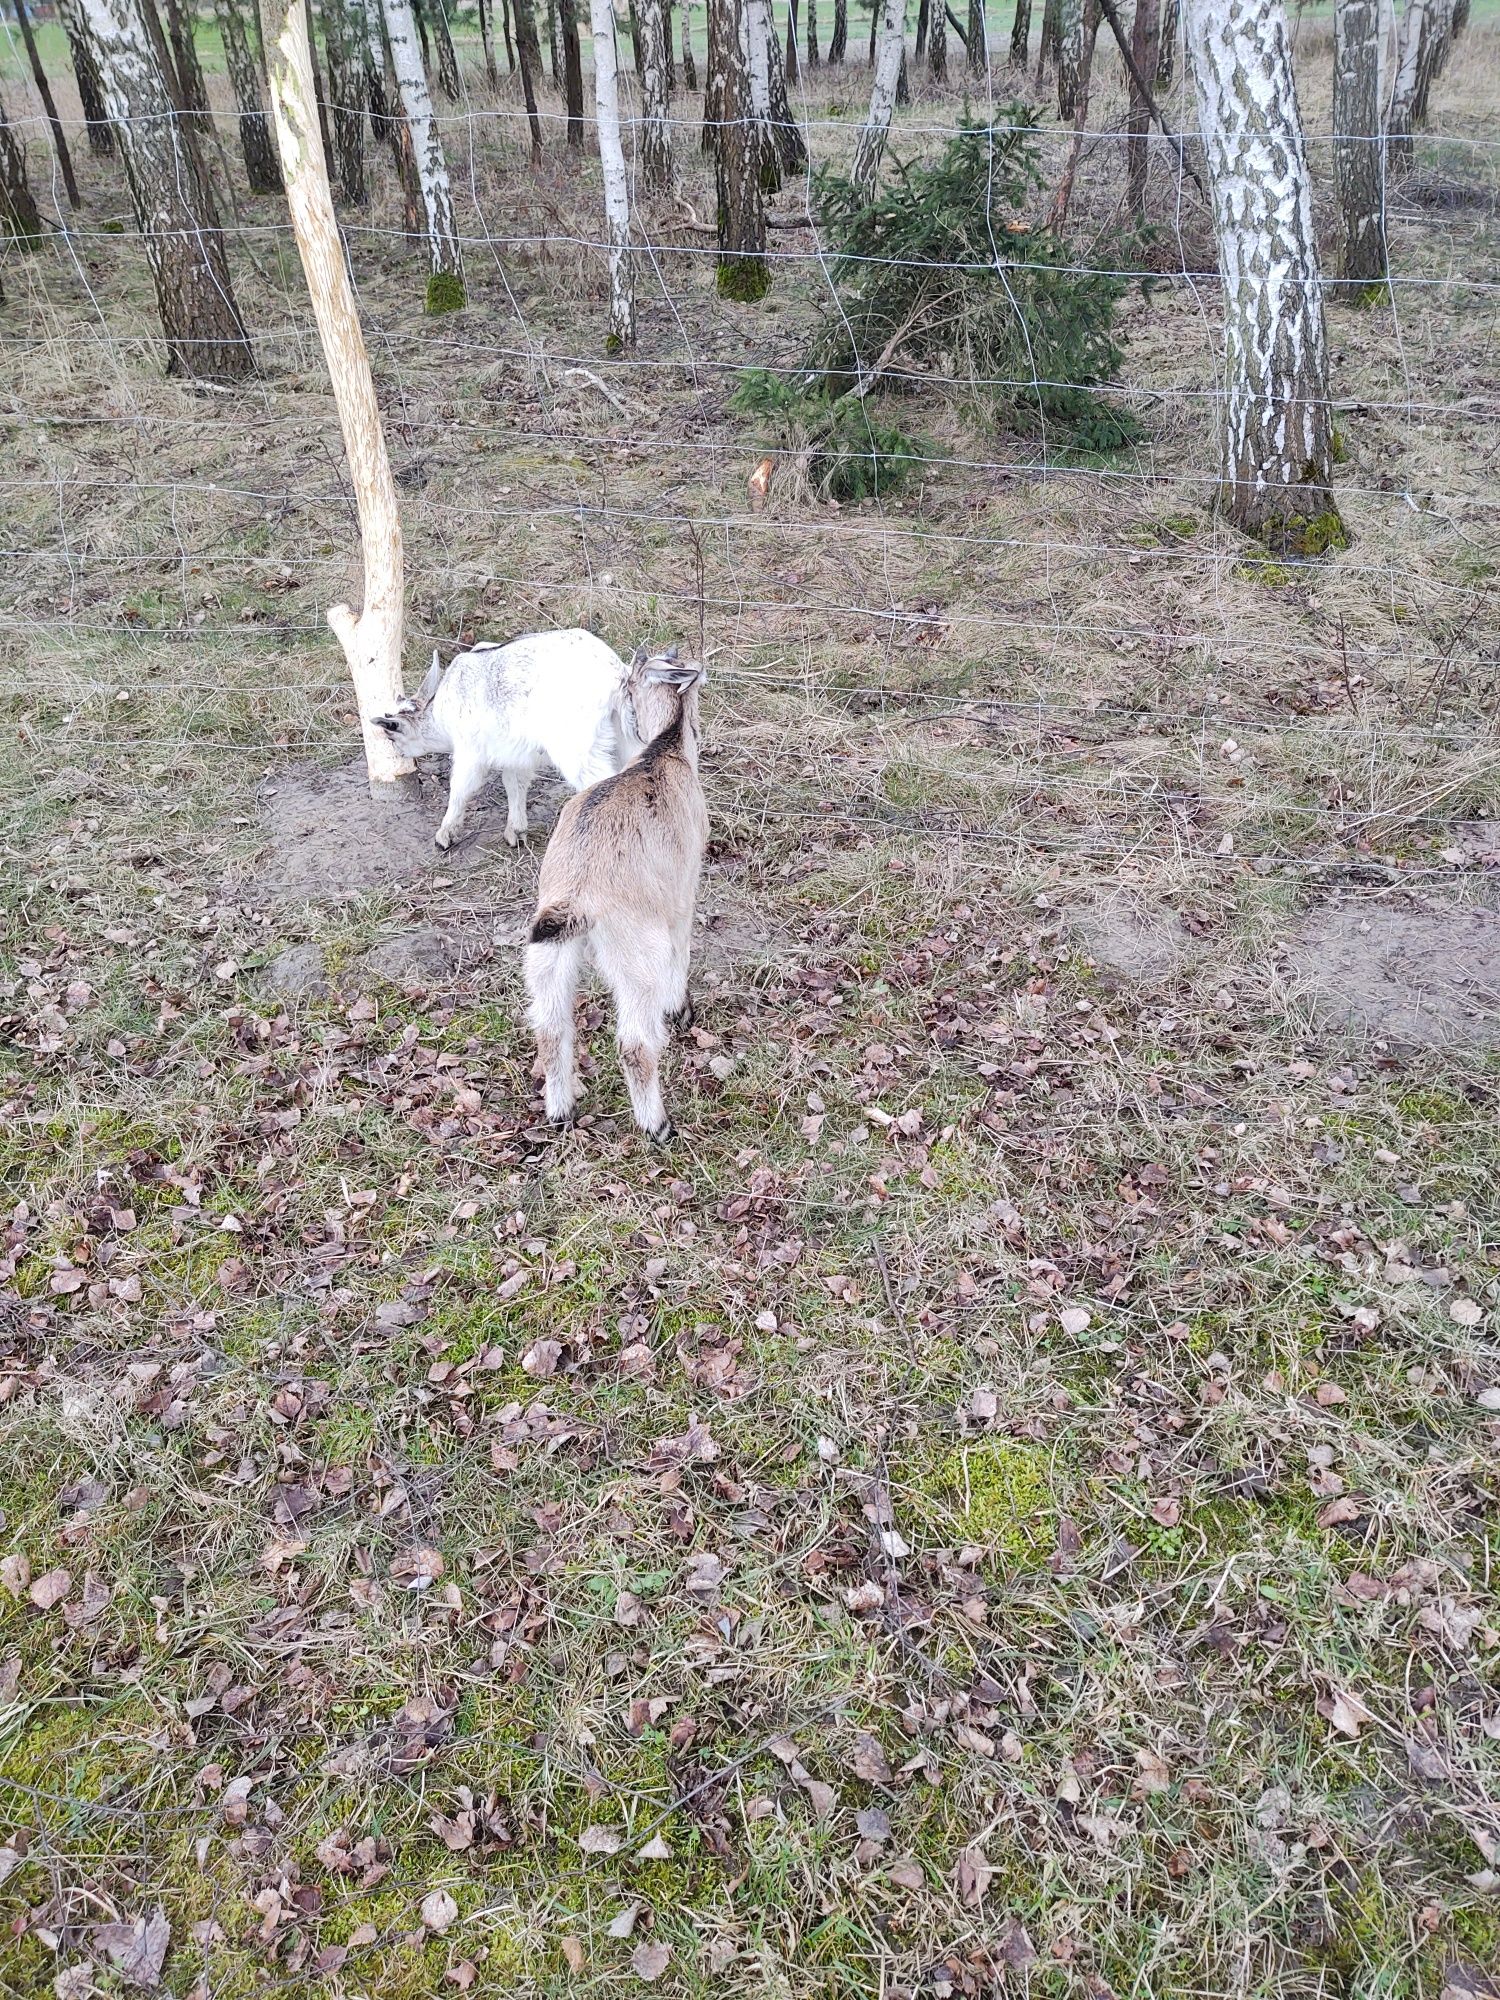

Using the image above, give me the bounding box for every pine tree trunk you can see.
[746,0,779,189]
[1126,0,1156,213]
[478,0,498,77]
[426,0,462,96]
[709,0,766,295]
[60,0,116,154]
[928,0,945,70]
[765,0,805,165]
[511,0,545,145]
[804,0,817,59]
[1185,0,1342,549]
[681,0,697,85]
[217,0,283,187]
[322,0,366,197]
[1154,0,1175,82]
[829,0,845,61]
[1385,0,1424,163]
[81,0,254,375]
[559,0,584,139]
[1333,0,1385,284]
[1057,0,1081,111]
[266,0,413,788]
[382,0,465,302]
[0,95,45,242]
[13,0,81,206]
[851,0,901,197]
[640,0,674,185]
[590,0,634,343]
[1007,0,1027,61]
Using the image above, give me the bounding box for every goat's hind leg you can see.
[524,936,584,1125]
[598,925,675,1141]
[665,906,696,1035]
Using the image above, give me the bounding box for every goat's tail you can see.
[529,906,589,945]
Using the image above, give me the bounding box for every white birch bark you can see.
[746,0,776,190]
[639,0,675,189]
[1333,0,1386,284]
[590,0,635,346]
[79,0,255,378]
[382,0,465,302]
[1057,0,1083,115]
[851,0,903,199]
[1385,0,1424,159]
[1185,0,1343,547]
[267,0,412,786]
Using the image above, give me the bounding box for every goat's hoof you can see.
[504,827,521,849]
[648,1119,675,1146]
[434,829,455,852]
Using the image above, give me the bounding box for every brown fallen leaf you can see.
[580,1824,625,1855]
[631,1941,671,1982]
[560,1937,586,1973]
[1317,1686,1376,1738]
[888,1856,924,1890]
[1133,1746,1171,1796]
[996,1917,1038,1969]
[420,1889,459,1933]
[954,1846,994,1908]
[849,1732,892,1785]
[0,1553,30,1598]
[28,1568,72,1611]
[1317,1495,1363,1528]
[747,456,774,514]
[92,1908,170,1991]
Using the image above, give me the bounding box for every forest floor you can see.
[1,14,1499,2000]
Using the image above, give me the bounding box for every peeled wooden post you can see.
[267,0,414,788]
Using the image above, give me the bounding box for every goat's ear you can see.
[372,713,402,735]
[628,644,650,671]
[662,643,679,664]
[645,659,704,689]
[418,654,443,704]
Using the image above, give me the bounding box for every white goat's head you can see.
[372,655,448,758]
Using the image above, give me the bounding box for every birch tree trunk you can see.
[928,0,945,70]
[804,0,817,59]
[426,0,462,95]
[851,0,902,199]
[1185,0,1343,549]
[1410,0,1453,125]
[60,0,115,155]
[914,0,925,55]
[382,0,465,304]
[590,0,634,344]
[1126,0,1156,214]
[0,95,44,242]
[786,0,799,77]
[359,0,389,115]
[79,0,256,377]
[1008,0,1028,62]
[1333,0,1385,284]
[1385,0,1423,163]
[267,0,413,789]
[709,0,767,296]
[13,0,81,206]
[1155,0,1175,80]
[681,0,698,84]
[745,0,778,190]
[1057,0,1082,113]
[964,0,983,70]
[765,0,805,168]
[559,0,584,140]
[477,0,498,76]
[640,0,675,187]
[164,0,212,133]
[548,0,564,80]
[829,0,845,61]
[217,0,284,187]
[322,0,366,197]
[511,0,546,148]
[1035,0,1056,80]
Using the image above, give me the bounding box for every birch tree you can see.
[680,0,697,84]
[1411,0,1455,125]
[1385,0,1424,160]
[928,0,945,71]
[79,0,256,378]
[1155,0,1175,80]
[590,0,634,344]
[216,0,284,187]
[13,0,81,207]
[964,0,983,71]
[1185,0,1343,549]
[1333,0,1386,285]
[828,0,845,61]
[163,0,212,131]
[786,0,798,77]
[709,0,767,296]
[382,0,465,306]
[639,0,675,188]
[0,93,44,242]
[59,0,115,155]
[559,0,584,141]
[478,0,499,75]
[745,0,778,190]
[804,0,817,58]
[322,0,367,198]
[424,0,462,95]
[764,0,805,170]
[511,0,546,149]
[851,0,903,201]
[1008,0,1028,62]
[1057,0,1082,113]
[266,0,413,790]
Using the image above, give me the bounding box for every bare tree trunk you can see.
[829,0,845,60]
[81,0,255,377]
[426,0,462,96]
[322,0,366,197]
[664,0,675,83]
[512,0,546,146]
[805,0,817,59]
[786,0,799,76]
[1333,0,1386,285]
[478,0,498,77]
[765,0,805,165]
[60,0,116,155]
[745,0,779,189]
[964,0,982,68]
[709,0,767,296]
[928,0,945,69]
[1385,0,1423,163]
[1048,0,1093,222]
[303,0,335,165]
[640,0,674,185]
[590,0,634,344]
[1154,0,1174,81]
[852,0,901,198]
[1410,0,1453,125]
[1126,0,1156,214]
[217,0,284,187]
[548,0,564,79]
[681,0,698,85]
[0,94,45,241]
[1007,0,1027,60]
[1185,0,1343,549]
[500,0,516,67]
[559,0,584,139]
[164,0,212,134]
[1034,0,1056,79]
[266,0,413,788]
[1057,0,1082,111]
[913,0,926,56]
[12,0,81,206]
[382,0,465,304]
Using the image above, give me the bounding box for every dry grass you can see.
[1,13,1499,2000]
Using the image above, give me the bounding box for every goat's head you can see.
[371,654,447,757]
[625,644,707,749]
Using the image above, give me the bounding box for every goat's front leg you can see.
[434,751,487,851]
[501,766,532,848]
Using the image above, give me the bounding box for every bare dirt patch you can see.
[1067,889,1195,984]
[1291,896,1500,1046]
